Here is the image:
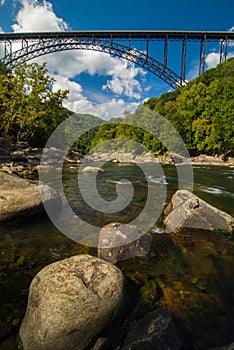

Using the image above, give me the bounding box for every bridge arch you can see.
[1,38,184,89]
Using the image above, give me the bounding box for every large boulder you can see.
[98,223,152,264]
[121,308,181,350]
[164,190,234,234]
[0,171,61,222]
[19,255,125,350]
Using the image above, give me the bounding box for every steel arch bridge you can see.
[1,30,234,89]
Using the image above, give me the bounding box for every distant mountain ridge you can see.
[63,58,234,157]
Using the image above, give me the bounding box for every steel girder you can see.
[0,38,184,89]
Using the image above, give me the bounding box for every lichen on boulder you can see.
[164,190,234,234]
[19,255,125,350]
[98,222,152,264]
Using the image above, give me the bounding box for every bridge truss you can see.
[0,30,234,88]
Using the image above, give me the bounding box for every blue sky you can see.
[0,0,234,119]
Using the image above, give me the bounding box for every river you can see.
[0,163,233,349]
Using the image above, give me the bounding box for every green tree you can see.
[0,62,68,145]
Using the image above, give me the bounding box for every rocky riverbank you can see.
[86,151,234,167]
[189,154,234,167]
[0,138,82,179]
[1,138,234,181]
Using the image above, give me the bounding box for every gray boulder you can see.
[121,308,181,350]
[19,255,125,350]
[0,171,61,222]
[164,190,234,234]
[98,223,152,264]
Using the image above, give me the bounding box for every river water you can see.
[60,163,234,242]
[0,163,233,349]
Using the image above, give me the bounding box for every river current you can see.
[0,163,233,349]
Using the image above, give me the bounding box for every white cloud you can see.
[40,49,145,90]
[52,75,139,119]
[8,0,148,119]
[228,26,234,47]
[227,52,234,59]
[205,52,220,69]
[103,77,141,99]
[95,99,139,120]
[0,0,5,6]
[52,75,93,114]
[206,51,234,69]
[0,27,4,58]
[37,49,145,100]
[102,60,145,99]
[12,0,68,32]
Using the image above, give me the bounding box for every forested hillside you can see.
[144,58,234,156]
[1,58,233,156]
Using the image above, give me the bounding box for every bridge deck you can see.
[1,30,234,42]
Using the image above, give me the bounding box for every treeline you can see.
[85,111,168,155]
[74,58,234,156]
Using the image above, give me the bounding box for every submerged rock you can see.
[164,190,234,234]
[210,343,234,350]
[91,338,111,350]
[121,308,181,350]
[0,171,61,222]
[19,255,125,350]
[98,223,152,264]
[82,166,105,173]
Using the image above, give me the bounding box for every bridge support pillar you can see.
[4,40,12,59]
[146,36,149,61]
[163,35,168,68]
[220,37,227,63]
[181,36,187,83]
[199,34,206,76]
